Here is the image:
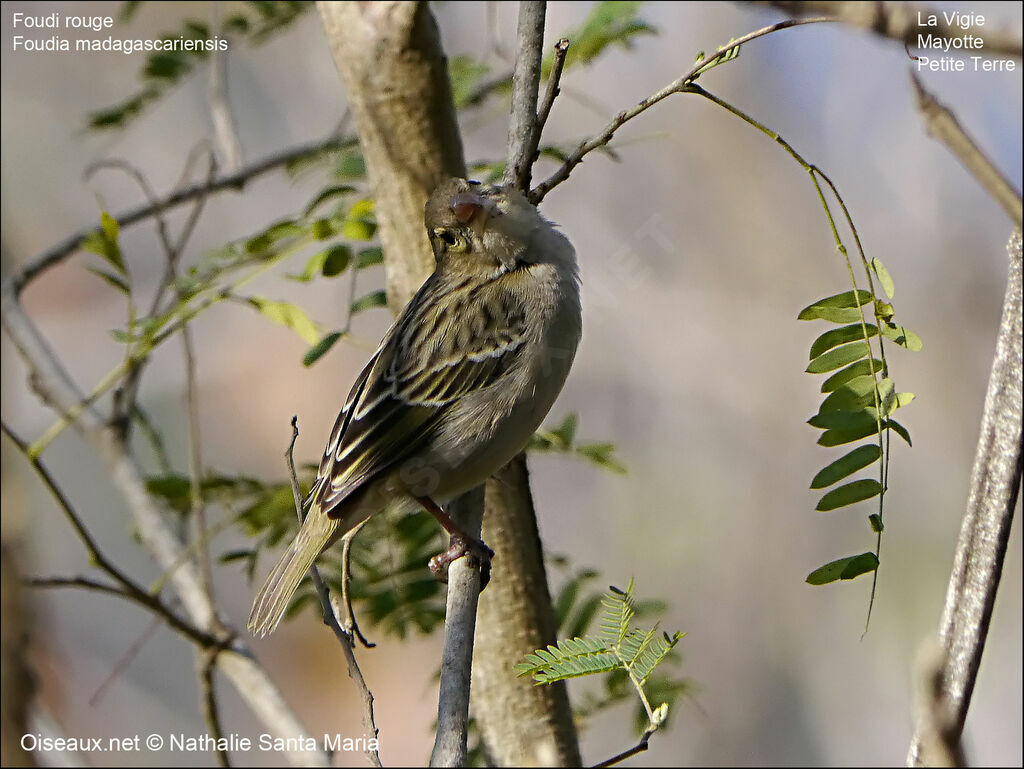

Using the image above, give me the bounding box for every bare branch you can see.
[909,72,1022,227]
[592,727,655,768]
[504,1,547,192]
[536,38,570,149]
[429,488,485,768]
[285,418,381,767]
[529,17,835,204]
[8,133,353,296]
[200,650,232,768]
[751,1,1022,58]
[906,231,1022,765]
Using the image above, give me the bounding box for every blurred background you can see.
[2,1,1021,766]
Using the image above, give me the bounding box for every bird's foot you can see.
[429,533,494,590]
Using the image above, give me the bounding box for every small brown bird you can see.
[248,178,581,636]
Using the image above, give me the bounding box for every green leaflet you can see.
[809,323,879,360]
[810,445,882,489]
[247,296,320,344]
[806,552,879,585]
[797,289,873,323]
[816,479,883,511]
[303,331,344,367]
[820,359,884,393]
[871,258,895,299]
[806,341,870,374]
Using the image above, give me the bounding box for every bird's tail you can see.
[248,509,339,637]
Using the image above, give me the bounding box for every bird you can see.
[248,177,582,636]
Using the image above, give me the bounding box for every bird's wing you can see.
[308,274,528,516]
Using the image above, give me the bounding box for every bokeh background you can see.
[2,1,1021,766]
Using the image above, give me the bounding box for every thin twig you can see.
[8,133,354,296]
[504,1,547,192]
[89,616,163,706]
[591,728,654,768]
[909,71,1022,227]
[906,231,1022,765]
[28,576,221,649]
[284,418,382,767]
[200,650,232,768]
[535,38,569,148]
[529,17,835,203]
[340,522,375,648]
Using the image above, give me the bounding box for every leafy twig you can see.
[8,132,354,296]
[529,17,834,203]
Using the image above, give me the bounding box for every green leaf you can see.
[821,359,884,393]
[808,408,879,432]
[871,258,895,299]
[304,184,356,216]
[887,419,912,446]
[809,324,878,360]
[86,266,130,294]
[551,1,657,76]
[806,342,870,374]
[247,297,320,344]
[880,321,923,351]
[450,55,493,108]
[357,247,384,269]
[310,219,335,240]
[818,375,878,412]
[816,479,883,511]
[810,445,882,489]
[81,212,126,275]
[797,290,873,323]
[894,392,915,409]
[303,331,344,367]
[342,218,376,241]
[869,513,885,533]
[806,552,879,585]
[350,290,387,315]
[817,420,882,447]
[575,443,628,475]
[322,244,352,277]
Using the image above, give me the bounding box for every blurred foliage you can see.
[91,1,314,130]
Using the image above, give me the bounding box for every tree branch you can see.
[285,418,381,767]
[529,17,834,204]
[0,288,328,767]
[7,133,353,296]
[906,230,1022,765]
[909,71,1022,227]
[504,2,547,191]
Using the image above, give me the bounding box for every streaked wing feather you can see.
[308,274,528,517]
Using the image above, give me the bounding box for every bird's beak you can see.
[450,191,496,237]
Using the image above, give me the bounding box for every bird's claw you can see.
[429,534,494,591]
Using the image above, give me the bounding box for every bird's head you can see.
[424,178,546,275]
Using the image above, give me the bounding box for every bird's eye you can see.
[433,227,467,252]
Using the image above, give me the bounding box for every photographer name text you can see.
[23,732,378,754]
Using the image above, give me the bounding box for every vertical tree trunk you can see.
[317,2,580,764]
